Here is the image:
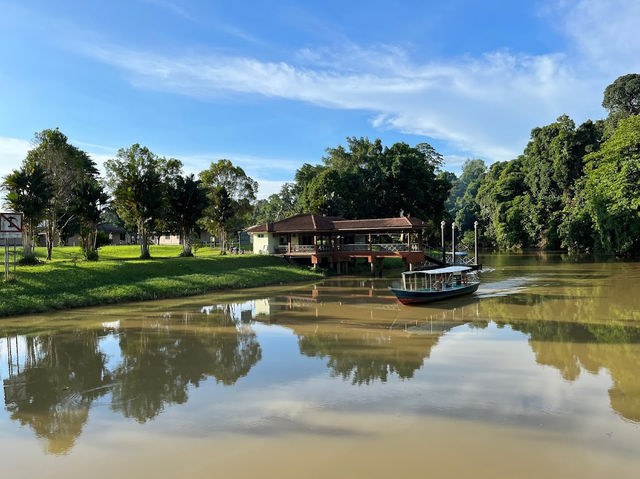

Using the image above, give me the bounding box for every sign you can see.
[0,213,23,239]
[1,213,22,233]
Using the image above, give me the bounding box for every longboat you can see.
[389,265,479,305]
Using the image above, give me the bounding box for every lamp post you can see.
[451,222,456,265]
[474,221,479,266]
[440,220,446,263]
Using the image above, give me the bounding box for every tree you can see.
[2,164,53,258]
[603,74,640,119]
[201,186,234,252]
[166,174,207,257]
[105,144,182,259]
[579,115,640,255]
[199,160,257,248]
[295,138,451,226]
[25,128,98,260]
[69,179,108,260]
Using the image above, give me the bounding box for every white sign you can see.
[1,213,23,233]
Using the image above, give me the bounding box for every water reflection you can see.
[2,330,109,454]
[1,305,261,453]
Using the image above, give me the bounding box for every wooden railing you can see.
[276,243,421,254]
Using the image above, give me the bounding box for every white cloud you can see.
[558,0,640,73]
[79,27,615,164]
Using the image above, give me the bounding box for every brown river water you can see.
[1,252,640,478]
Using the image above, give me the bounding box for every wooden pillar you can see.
[407,230,412,251]
[314,234,318,253]
[287,234,291,254]
[418,230,423,251]
[370,259,376,277]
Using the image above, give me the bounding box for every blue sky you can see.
[1,0,639,198]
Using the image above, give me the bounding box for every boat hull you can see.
[389,282,479,305]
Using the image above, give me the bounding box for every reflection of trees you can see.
[503,320,640,423]
[110,314,261,422]
[295,326,443,385]
[2,330,110,454]
[2,305,262,451]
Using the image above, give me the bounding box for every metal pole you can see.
[4,238,8,281]
[474,221,479,266]
[440,220,446,263]
[451,222,456,265]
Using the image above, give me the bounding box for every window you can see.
[165,234,171,239]
[258,234,264,238]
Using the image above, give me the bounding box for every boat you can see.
[389,265,480,305]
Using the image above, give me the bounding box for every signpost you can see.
[1,213,23,281]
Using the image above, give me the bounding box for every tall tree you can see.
[199,160,257,248]
[2,164,53,258]
[69,179,108,260]
[105,144,182,259]
[25,128,98,260]
[296,138,450,225]
[201,186,234,252]
[166,174,207,257]
[578,115,640,255]
[603,74,640,119]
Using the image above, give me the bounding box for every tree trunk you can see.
[22,226,34,258]
[140,221,150,259]
[182,227,192,256]
[45,223,54,261]
[218,227,226,253]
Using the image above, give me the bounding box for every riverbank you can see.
[0,247,324,317]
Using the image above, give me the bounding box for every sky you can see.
[1,0,639,198]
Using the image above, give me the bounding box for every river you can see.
[1,252,639,478]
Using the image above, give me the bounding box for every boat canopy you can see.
[446,251,468,256]
[402,266,472,276]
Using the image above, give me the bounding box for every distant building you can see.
[247,213,426,274]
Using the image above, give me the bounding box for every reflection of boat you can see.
[389,266,480,305]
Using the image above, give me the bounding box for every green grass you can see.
[29,244,223,262]
[0,247,324,317]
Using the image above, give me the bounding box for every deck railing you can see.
[276,243,421,254]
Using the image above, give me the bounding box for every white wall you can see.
[252,233,278,254]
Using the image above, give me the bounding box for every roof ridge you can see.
[311,214,317,229]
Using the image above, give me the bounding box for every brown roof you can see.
[332,216,425,230]
[246,213,425,234]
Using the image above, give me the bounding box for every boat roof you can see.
[402,266,472,275]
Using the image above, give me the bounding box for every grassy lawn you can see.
[29,244,223,262]
[0,246,323,317]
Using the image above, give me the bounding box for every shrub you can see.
[18,254,41,265]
